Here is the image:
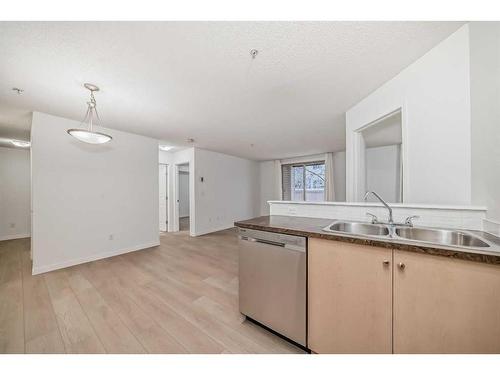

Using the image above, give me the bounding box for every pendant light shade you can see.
[10,139,31,148]
[66,129,112,144]
[67,83,112,144]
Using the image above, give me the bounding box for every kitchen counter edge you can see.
[234,215,500,266]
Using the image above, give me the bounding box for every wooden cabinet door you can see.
[394,251,500,353]
[308,238,393,353]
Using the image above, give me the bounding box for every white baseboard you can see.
[32,241,160,275]
[0,233,30,241]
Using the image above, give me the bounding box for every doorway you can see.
[159,164,168,231]
[360,109,403,203]
[350,108,405,203]
[176,163,190,232]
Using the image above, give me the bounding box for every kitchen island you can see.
[235,215,500,353]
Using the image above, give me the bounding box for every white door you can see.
[159,164,167,231]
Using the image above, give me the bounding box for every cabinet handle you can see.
[398,262,406,270]
[383,260,390,266]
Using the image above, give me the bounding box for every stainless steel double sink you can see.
[323,221,490,248]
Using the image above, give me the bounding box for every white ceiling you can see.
[0,21,464,160]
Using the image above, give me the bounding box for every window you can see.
[282,162,325,201]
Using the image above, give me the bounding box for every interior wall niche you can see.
[355,109,404,203]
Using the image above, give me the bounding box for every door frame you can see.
[159,163,168,232]
[347,104,408,202]
[173,162,191,233]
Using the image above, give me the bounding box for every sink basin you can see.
[395,227,490,248]
[325,221,389,236]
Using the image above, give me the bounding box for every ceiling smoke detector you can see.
[12,87,24,95]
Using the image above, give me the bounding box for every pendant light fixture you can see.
[67,83,112,144]
[10,139,31,148]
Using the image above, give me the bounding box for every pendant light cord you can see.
[80,89,101,132]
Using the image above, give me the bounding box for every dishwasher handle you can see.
[239,236,286,247]
[239,235,305,252]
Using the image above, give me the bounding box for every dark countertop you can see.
[234,215,500,265]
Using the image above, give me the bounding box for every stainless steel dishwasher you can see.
[238,227,307,347]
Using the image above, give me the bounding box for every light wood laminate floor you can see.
[0,229,304,354]
[179,217,190,232]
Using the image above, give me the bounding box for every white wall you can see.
[194,148,259,235]
[259,160,278,215]
[365,145,401,203]
[470,22,500,226]
[179,171,190,218]
[31,112,159,274]
[159,147,258,236]
[159,149,173,165]
[332,151,346,202]
[346,25,471,204]
[0,147,31,240]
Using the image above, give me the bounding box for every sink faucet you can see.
[364,191,393,225]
